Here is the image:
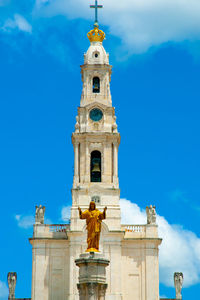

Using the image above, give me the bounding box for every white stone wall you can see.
[30,224,161,300]
[30,239,69,300]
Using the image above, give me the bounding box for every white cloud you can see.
[120,198,146,224]
[2,14,32,33]
[15,214,35,229]
[120,198,200,288]
[34,0,200,54]
[0,280,8,299]
[61,206,71,222]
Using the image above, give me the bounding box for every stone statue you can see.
[112,116,118,133]
[174,272,183,299]
[7,272,17,299]
[35,205,45,224]
[146,205,156,224]
[78,201,107,252]
[75,116,80,133]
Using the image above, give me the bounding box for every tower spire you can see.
[90,0,103,27]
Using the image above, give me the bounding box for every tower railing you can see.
[33,224,70,239]
[122,224,146,233]
[49,224,70,233]
[121,224,159,239]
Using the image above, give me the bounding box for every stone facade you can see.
[30,220,161,299]
[29,28,162,300]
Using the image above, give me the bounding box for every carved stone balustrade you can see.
[121,224,159,239]
[32,224,69,239]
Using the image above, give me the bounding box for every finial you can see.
[88,1,105,43]
[90,0,103,27]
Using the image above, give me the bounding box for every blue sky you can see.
[0,0,200,299]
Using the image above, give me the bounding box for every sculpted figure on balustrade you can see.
[174,272,183,299]
[7,272,17,299]
[146,205,156,225]
[35,205,45,224]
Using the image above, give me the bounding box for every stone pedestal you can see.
[75,252,110,300]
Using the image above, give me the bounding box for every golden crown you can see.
[87,26,105,43]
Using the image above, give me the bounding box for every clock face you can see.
[89,108,103,122]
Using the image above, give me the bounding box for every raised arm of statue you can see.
[78,206,84,218]
[78,206,81,214]
[99,206,107,220]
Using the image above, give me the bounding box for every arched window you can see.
[91,151,101,182]
[93,77,100,93]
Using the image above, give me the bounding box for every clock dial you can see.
[89,108,103,122]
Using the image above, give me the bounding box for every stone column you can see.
[87,283,96,300]
[85,142,90,183]
[98,284,107,300]
[113,142,119,186]
[75,252,109,300]
[74,142,79,186]
[77,284,86,300]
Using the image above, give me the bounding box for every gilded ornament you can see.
[87,26,105,43]
[78,201,107,252]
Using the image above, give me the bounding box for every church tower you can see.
[30,7,162,300]
[70,24,121,232]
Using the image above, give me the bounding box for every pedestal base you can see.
[75,252,110,300]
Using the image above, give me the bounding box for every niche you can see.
[93,77,100,93]
[91,150,101,182]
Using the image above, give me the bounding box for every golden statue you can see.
[78,201,107,252]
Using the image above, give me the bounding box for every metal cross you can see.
[90,0,103,26]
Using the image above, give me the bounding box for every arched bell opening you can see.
[93,77,100,93]
[91,150,101,182]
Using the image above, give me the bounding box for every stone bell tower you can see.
[29,9,162,300]
[70,25,121,232]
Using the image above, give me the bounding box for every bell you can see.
[94,83,99,90]
[92,162,101,173]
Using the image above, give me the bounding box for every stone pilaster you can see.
[73,141,79,187]
[77,284,86,300]
[113,141,119,187]
[98,284,107,300]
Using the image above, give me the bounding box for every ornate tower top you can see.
[88,0,105,43]
[87,26,105,43]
